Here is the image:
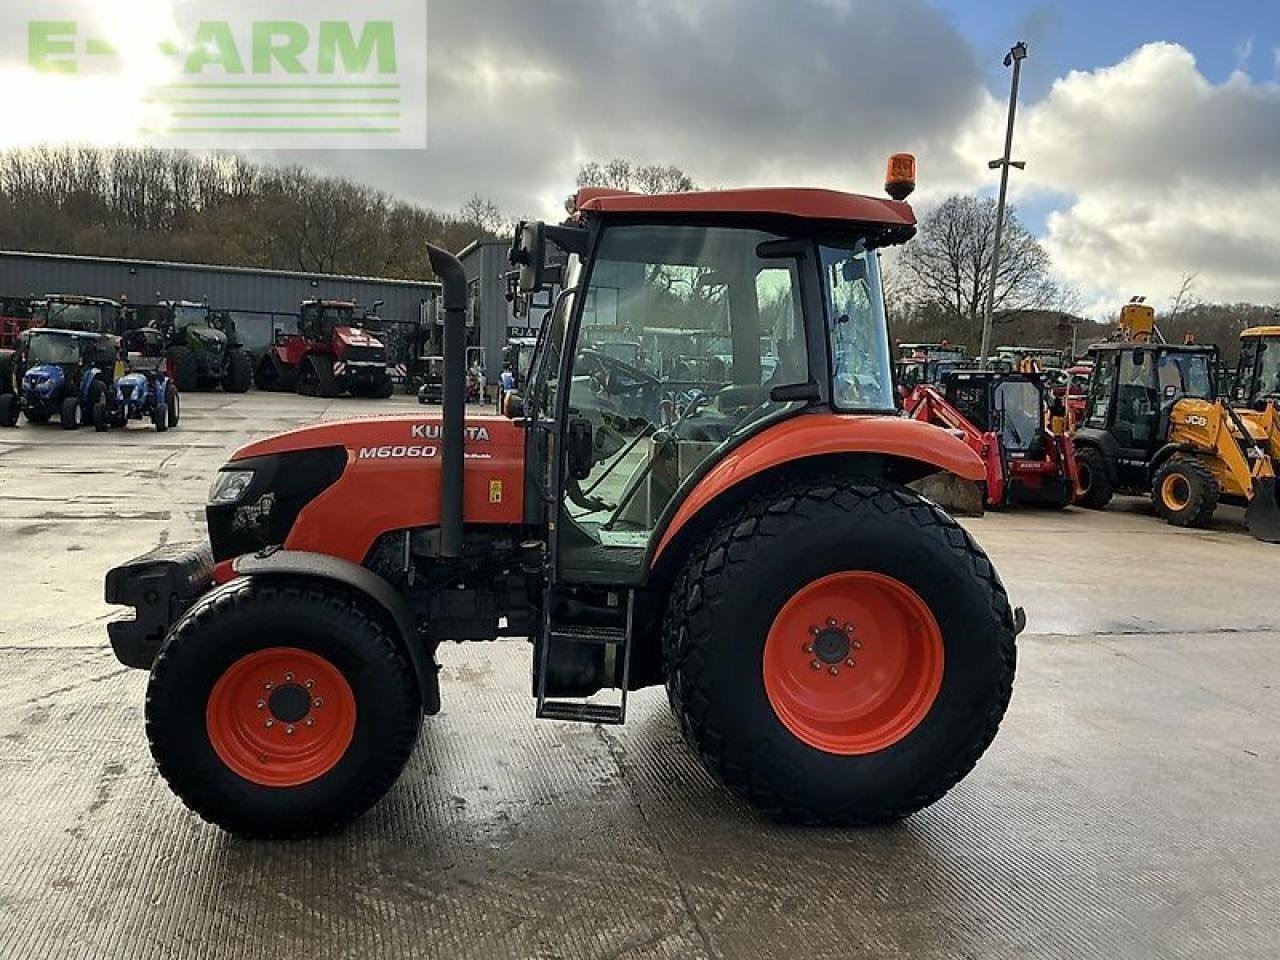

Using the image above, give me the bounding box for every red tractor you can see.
[904,369,1080,509]
[104,159,1023,838]
[254,299,394,398]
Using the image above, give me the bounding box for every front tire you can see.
[0,393,17,428]
[1074,445,1113,509]
[1152,455,1219,527]
[663,477,1017,825]
[146,579,422,838]
[223,349,252,393]
[167,346,199,392]
[59,395,80,430]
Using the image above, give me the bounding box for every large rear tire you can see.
[167,346,199,393]
[146,578,422,838]
[1152,455,1219,527]
[663,477,1017,825]
[1074,445,1113,509]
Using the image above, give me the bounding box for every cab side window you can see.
[1086,357,1115,427]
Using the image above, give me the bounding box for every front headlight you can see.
[208,470,255,505]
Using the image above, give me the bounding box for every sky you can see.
[2,0,1279,319]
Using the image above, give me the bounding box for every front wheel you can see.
[664,477,1017,825]
[0,393,17,428]
[166,385,180,427]
[59,395,80,430]
[1074,446,1113,509]
[146,579,422,838]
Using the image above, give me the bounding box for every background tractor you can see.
[904,368,1078,509]
[0,327,118,430]
[1073,336,1280,541]
[104,326,180,432]
[255,299,394,398]
[104,163,1022,839]
[132,300,251,394]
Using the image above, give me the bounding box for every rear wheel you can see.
[146,578,422,838]
[664,477,1017,825]
[1074,445,1113,509]
[59,395,79,430]
[0,393,17,428]
[167,346,199,392]
[166,385,180,427]
[1152,455,1219,527]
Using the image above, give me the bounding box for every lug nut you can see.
[827,618,837,626]
[829,666,839,676]
[843,623,854,633]
[264,719,274,728]
[305,679,314,689]
[256,699,265,709]
[305,718,315,727]
[313,698,323,708]
[284,672,294,683]
[264,682,273,690]
[853,640,863,650]
[809,626,820,636]
[810,660,822,670]
[804,643,814,653]
[285,725,295,735]
[846,658,855,667]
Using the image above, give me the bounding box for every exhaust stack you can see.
[426,244,467,559]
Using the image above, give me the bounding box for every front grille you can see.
[344,345,386,364]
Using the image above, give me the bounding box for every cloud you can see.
[275,0,988,218]
[998,43,1280,315]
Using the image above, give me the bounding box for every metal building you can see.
[0,250,440,362]
[458,239,543,389]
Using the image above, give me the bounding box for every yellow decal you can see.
[489,480,503,504]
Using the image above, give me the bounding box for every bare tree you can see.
[577,158,695,194]
[1167,272,1198,322]
[459,193,506,234]
[898,194,1057,341]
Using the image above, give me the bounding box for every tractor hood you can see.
[334,326,385,350]
[187,326,227,349]
[214,415,526,564]
[22,364,66,398]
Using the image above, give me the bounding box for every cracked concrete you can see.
[1,392,1278,959]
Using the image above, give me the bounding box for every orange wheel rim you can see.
[763,572,944,755]
[1162,474,1190,511]
[206,647,356,787]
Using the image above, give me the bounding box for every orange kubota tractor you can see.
[104,157,1022,837]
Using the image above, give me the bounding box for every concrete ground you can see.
[1,392,1277,959]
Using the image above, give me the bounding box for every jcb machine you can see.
[104,160,1022,837]
[254,299,394,398]
[1073,303,1280,540]
[904,369,1079,509]
[1232,325,1280,411]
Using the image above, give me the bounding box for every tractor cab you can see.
[298,300,358,342]
[1233,326,1280,410]
[945,371,1049,459]
[1078,341,1217,470]
[513,187,912,589]
[31,295,123,335]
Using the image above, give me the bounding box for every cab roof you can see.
[1088,340,1217,354]
[571,187,916,230]
[1242,326,1280,338]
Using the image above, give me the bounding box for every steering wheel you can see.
[576,348,660,397]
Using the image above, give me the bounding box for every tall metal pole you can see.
[979,41,1028,368]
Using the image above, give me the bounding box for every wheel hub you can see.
[810,625,851,665]
[267,683,312,724]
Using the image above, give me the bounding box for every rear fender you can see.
[1147,441,1199,482]
[231,549,440,715]
[649,414,985,575]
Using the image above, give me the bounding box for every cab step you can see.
[535,592,634,725]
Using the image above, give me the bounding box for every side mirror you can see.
[511,221,547,295]
[566,417,594,480]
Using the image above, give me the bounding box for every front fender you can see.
[651,414,984,564]
[230,549,440,714]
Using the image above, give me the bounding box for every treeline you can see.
[0,147,502,280]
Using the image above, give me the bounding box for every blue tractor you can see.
[104,327,180,432]
[0,328,118,430]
